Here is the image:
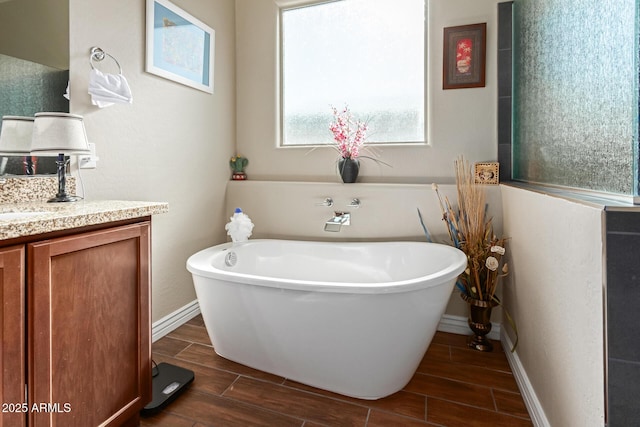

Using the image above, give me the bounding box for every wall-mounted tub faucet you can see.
[324,212,350,232]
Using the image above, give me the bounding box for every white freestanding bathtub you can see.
[187,239,466,400]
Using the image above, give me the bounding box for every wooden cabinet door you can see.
[0,245,26,427]
[28,223,151,427]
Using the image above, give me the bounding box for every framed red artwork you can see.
[443,23,486,90]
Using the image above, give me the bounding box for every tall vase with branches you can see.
[420,157,517,352]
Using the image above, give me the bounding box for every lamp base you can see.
[47,153,82,203]
[47,194,82,203]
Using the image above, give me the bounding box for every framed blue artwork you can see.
[145,0,215,94]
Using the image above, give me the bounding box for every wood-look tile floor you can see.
[141,316,532,427]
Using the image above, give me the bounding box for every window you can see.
[280,0,426,146]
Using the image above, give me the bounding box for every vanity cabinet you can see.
[1,220,151,427]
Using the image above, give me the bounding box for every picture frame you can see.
[442,23,486,90]
[145,0,215,94]
[474,162,499,185]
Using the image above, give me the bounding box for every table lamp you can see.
[0,115,36,174]
[30,112,90,202]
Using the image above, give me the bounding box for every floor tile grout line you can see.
[425,395,532,421]
[179,387,310,426]
[369,408,441,426]
[140,408,198,426]
[163,350,288,386]
[405,371,531,418]
[410,371,516,396]
[229,374,373,410]
[293,385,429,420]
[172,342,194,359]
[444,357,514,374]
[424,395,428,422]
[220,375,242,397]
[363,407,371,426]
[416,367,518,385]
[490,387,498,412]
[164,333,212,348]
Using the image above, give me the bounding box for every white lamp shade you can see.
[0,116,34,155]
[30,112,90,156]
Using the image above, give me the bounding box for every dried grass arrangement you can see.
[418,156,517,350]
[441,157,508,301]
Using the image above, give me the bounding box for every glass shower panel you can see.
[512,0,638,196]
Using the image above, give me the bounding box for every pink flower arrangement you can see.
[329,106,368,159]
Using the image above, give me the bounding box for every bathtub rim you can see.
[187,239,467,295]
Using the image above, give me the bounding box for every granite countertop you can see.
[0,200,169,240]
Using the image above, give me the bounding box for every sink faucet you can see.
[324,211,350,232]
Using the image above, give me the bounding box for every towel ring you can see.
[89,46,123,74]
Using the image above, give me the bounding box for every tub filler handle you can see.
[347,198,360,208]
[315,197,334,207]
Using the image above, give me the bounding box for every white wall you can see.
[501,185,605,426]
[68,0,236,321]
[235,0,502,183]
[226,181,503,242]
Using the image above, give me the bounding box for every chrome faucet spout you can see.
[324,212,350,232]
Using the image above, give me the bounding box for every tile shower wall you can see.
[0,54,69,118]
[606,210,640,425]
[512,0,637,195]
[0,53,69,175]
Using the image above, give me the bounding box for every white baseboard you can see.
[501,329,550,427]
[152,300,201,342]
[437,314,501,341]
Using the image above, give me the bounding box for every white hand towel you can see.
[88,68,133,108]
